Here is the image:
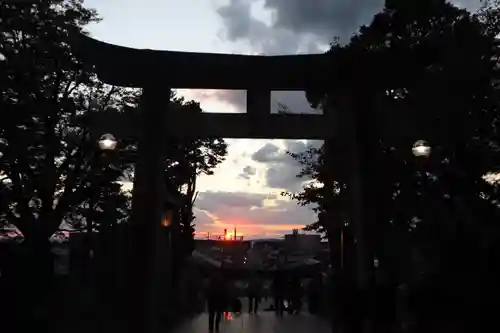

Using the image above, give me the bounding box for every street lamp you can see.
[161,191,183,228]
[161,206,175,227]
[412,140,431,158]
[98,133,118,151]
[412,140,431,248]
[0,53,6,86]
[86,133,118,277]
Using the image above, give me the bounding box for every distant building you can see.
[194,239,250,267]
[284,233,322,256]
[250,239,283,252]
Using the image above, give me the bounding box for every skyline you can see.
[83,0,479,239]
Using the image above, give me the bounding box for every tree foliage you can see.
[0,1,132,245]
[0,0,227,241]
[291,0,500,295]
[164,93,227,258]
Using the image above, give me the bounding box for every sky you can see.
[83,0,481,239]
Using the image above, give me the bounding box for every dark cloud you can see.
[265,166,302,191]
[263,140,309,192]
[250,140,313,192]
[284,140,309,155]
[216,0,384,53]
[264,0,384,43]
[454,0,484,11]
[196,191,266,211]
[217,0,325,55]
[217,0,483,55]
[239,165,257,179]
[251,142,281,163]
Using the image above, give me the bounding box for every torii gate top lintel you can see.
[77,34,333,90]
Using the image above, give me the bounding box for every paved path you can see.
[173,311,331,333]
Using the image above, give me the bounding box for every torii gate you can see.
[76,33,374,332]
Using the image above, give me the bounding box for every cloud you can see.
[454,0,484,11]
[176,89,246,113]
[249,140,314,192]
[216,0,326,55]
[196,191,267,210]
[239,165,257,179]
[216,0,384,53]
[194,190,316,238]
[263,0,385,43]
[216,0,483,55]
[251,142,281,163]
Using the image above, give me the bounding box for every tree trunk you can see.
[14,233,54,331]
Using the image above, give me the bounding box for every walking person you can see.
[247,273,262,313]
[289,274,303,315]
[307,272,323,315]
[272,270,286,317]
[206,267,229,332]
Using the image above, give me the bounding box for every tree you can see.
[291,1,500,327]
[158,93,227,260]
[0,0,227,326]
[0,2,139,327]
[285,143,355,274]
[160,94,227,309]
[345,0,500,287]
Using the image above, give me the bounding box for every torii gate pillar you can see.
[127,85,171,333]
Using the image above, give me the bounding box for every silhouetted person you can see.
[272,270,286,316]
[285,277,293,312]
[288,274,303,314]
[307,272,323,315]
[247,273,262,313]
[206,267,229,332]
[227,278,242,313]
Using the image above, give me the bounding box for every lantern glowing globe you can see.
[412,140,431,157]
[98,133,117,151]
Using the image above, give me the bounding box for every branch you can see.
[192,191,199,206]
[99,85,118,112]
[64,70,86,98]
[52,153,93,236]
